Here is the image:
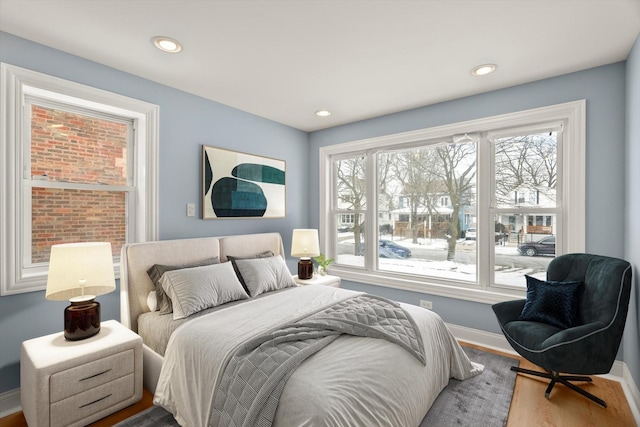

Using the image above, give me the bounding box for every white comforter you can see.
[153,285,482,427]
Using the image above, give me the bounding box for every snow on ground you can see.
[336,234,547,287]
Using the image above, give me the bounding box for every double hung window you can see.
[1,64,158,295]
[27,102,132,264]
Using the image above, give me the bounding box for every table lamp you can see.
[291,229,320,280]
[46,242,116,341]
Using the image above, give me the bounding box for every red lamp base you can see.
[64,298,101,341]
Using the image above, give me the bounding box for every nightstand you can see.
[20,320,143,427]
[293,274,341,288]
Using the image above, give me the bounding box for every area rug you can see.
[420,346,519,426]
[115,346,518,427]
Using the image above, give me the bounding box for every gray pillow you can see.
[159,262,249,320]
[234,256,296,297]
[227,251,274,293]
[147,257,219,314]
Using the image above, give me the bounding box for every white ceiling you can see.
[1,0,639,132]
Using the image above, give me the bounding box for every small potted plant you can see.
[313,254,334,276]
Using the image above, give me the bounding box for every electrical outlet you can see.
[187,203,195,217]
[420,300,432,310]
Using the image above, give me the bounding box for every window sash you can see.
[24,97,135,187]
[23,185,135,266]
[22,97,136,267]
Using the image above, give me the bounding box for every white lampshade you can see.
[291,229,320,258]
[46,242,116,301]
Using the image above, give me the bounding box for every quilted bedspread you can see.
[211,294,426,427]
[153,285,482,427]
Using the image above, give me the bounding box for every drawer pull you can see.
[79,369,112,381]
[79,393,112,408]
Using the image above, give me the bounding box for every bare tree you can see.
[377,153,396,233]
[494,134,557,206]
[434,142,476,261]
[385,149,441,243]
[336,157,366,255]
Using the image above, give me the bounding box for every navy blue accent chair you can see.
[492,253,632,408]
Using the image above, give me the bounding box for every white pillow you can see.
[147,291,158,312]
[160,262,249,320]
[234,256,296,297]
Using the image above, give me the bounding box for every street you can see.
[336,238,552,272]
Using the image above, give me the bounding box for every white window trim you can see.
[319,100,585,304]
[1,63,159,295]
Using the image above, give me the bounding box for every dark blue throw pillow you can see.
[518,275,583,329]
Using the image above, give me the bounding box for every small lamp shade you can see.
[46,242,116,300]
[291,229,320,280]
[291,229,320,258]
[46,242,116,341]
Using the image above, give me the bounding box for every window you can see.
[28,103,130,264]
[1,63,159,295]
[320,101,585,303]
[492,128,561,288]
[333,154,367,267]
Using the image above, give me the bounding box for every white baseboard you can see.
[447,322,639,424]
[622,364,640,426]
[0,388,20,419]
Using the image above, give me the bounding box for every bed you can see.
[120,232,482,426]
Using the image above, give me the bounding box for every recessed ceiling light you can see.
[315,110,332,117]
[470,64,497,76]
[151,36,182,53]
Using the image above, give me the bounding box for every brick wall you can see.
[30,105,128,262]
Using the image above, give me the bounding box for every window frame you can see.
[1,63,159,295]
[24,97,135,268]
[487,124,563,290]
[319,101,585,304]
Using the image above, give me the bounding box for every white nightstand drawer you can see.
[50,373,135,427]
[50,348,134,403]
[21,321,142,427]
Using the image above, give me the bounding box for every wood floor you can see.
[461,341,637,427]
[1,342,636,427]
[0,390,154,427]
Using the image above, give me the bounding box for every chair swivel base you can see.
[510,366,607,408]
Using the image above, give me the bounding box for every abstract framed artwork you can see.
[202,146,286,219]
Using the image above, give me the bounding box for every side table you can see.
[20,320,143,427]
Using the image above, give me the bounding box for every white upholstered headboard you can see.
[120,232,285,332]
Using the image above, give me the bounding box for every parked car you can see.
[360,239,412,258]
[379,239,411,258]
[518,236,556,257]
[465,228,476,240]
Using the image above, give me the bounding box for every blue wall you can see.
[309,63,628,334]
[0,32,309,393]
[624,34,640,394]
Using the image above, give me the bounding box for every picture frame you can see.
[202,145,286,219]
